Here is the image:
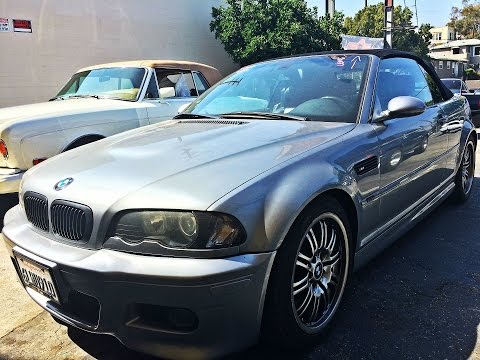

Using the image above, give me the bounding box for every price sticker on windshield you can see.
[351,56,362,69]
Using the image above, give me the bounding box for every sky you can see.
[307,0,463,27]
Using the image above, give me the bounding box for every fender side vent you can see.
[178,120,248,126]
[354,156,378,176]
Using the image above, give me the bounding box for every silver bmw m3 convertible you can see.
[2,50,476,359]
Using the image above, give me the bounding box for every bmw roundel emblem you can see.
[54,177,74,191]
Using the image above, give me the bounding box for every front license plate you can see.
[14,254,60,303]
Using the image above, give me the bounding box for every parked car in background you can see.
[441,78,480,126]
[3,50,476,359]
[0,60,222,195]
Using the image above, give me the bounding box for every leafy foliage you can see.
[344,3,432,58]
[449,0,480,39]
[464,68,480,80]
[210,0,344,66]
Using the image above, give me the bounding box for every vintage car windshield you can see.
[55,67,147,101]
[185,55,370,122]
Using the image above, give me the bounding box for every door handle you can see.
[440,120,463,134]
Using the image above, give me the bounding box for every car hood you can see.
[0,98,143,127]
[23,119,355,212]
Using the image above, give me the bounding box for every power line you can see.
[402,0,419,27]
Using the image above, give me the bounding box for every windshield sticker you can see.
[350,56,362,69]
[336,57,345,67]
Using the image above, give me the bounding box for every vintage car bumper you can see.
[0,168,24,194]
[2,206,275,360]
[471,110,480,128]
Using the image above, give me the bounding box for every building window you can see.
[447,61,451,69]
[475,46,480,56]
[452,48,460,55]
[449,32,453,40]
[439,61,443,69]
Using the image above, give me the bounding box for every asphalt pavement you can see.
[0,153,479,360]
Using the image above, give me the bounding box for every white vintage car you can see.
[0,60,222,194]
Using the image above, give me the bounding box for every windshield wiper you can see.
[49,96,67,101]
[173,113,217,120]
[68,94,101,99]
[220,112,309,121]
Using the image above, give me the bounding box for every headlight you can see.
[107,210,246,251]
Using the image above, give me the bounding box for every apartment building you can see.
[430,26,457,46]
[428,39,480,78]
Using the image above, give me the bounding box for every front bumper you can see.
[2,207,276,359]
[0,168,24,194]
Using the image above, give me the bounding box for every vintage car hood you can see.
[0,98,143,127]
[23,120,355,212]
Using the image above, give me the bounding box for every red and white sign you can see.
[13,19,32,33]
[0,18,10,32]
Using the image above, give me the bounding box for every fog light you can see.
[127,304,199,333]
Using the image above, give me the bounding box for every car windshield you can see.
[184,55,370,123]
[55,67,147,101]
[442,79,461,93]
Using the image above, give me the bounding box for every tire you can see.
[262,196,352,349]
[451,138,475,203]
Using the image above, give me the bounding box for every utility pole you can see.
[365,0,368,8]
[325,0,335,17]
[384,0,393,49]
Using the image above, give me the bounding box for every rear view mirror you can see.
[99,76,111,83]
[374,96,426,122]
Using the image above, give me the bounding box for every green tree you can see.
[449,0,480,39]
[344,3,432,58]
[210,0,344,66]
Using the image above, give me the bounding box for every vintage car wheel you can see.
[451,138,475,203]
[262,196,351,348]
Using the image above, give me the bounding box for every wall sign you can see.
[0,18,10,32]
[13,19,32,33]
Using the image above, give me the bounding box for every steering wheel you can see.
[320,96,351,108]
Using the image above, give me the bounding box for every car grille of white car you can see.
[23,194,93,242]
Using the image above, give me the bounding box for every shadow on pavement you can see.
[0,194,18,230]
[66,327,156,360]
[63,183,480,360]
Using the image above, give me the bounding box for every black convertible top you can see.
[282,49,454,100]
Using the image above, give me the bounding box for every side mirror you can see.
[159,87,175,99]
[374,96,426,122]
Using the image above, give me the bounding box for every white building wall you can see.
[0,0,236,108]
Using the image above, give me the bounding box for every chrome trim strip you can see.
[411,182,455,221]
[362,144,459,206]
[360,174,455,247]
